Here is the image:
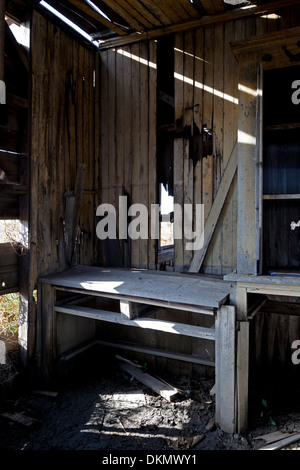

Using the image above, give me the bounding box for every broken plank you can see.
[0,411,39,428]
[259,432,300,450]
[254,430,297,444]
[118,360,179,402]
[33,390,58,398]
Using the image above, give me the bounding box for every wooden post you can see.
[236,52,258,275]
[215,305,236,433]
[236,321,249,433]
[0,0,4,83]
[38,283,56,384]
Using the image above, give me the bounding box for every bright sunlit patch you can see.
[241,4,257,10]
[174,72,239,104]
[9,22,30,48]
[80,281,124,292]
[174,47,209,63]
[238,84,257,97]
[160,184,173,215]
[85,0,111,22]
[117,48,157,69]
[260,13,281,19]
[40,1,99,46]
[238,129,256,145]
[113,392,146,409]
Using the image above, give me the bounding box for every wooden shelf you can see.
[263,194,300,200]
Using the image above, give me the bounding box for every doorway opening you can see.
[262,65,300,273]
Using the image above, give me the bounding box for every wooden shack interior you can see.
[1,0,300,434]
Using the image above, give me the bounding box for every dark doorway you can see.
[262,65,300,272]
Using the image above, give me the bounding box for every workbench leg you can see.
[235,285,249,432]
[215,305,236,433]
[38,283,56,384]
[236,321,249,433]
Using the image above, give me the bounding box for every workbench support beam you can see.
[215,305,236,433]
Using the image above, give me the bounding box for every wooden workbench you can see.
[38,265,236,433]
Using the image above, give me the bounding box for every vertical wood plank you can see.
[215,305,236,433]
[201,25,214,272]
[123,45,133,267]
[148,39,157,270]
[139,41,149,269]
[211,23,224,273]
[131,42,141,268]
[115,46,125,248]
[222,21,237,274]
[107,49,116,211]
[236,51,258,275]
[174,32,184,272]
[237,321,249,434]
[173,138,184,271]
[39,283,55,384]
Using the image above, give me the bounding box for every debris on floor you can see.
[1,359,300,451]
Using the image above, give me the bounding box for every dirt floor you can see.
[1,352,300,454]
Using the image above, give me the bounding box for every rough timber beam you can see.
[67,0,127,36]
[0,0,4,82]
[99,0,300,50]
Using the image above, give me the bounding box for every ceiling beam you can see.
[66,0,128,35]
[99,0,300,49]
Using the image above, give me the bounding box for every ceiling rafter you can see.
[134,0,172,26]
[117,0,164,27]
[99,0,300,49]
[65,0,128,35]
[107,0,155,29]
[99,0,148,30]
[150,0,184,23]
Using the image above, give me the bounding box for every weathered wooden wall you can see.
[99,5,300,275]
[97,5,300,376]
[99,40,157,269]
[31,11,100,279]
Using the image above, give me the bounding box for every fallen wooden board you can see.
[259,432,300,450]
[33,390,58,398]
[254,430,297,444]
[0,411,39,428]
[117,360,179,402]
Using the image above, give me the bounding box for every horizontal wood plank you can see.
[96,339,215,366]
[55,304,216,340]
